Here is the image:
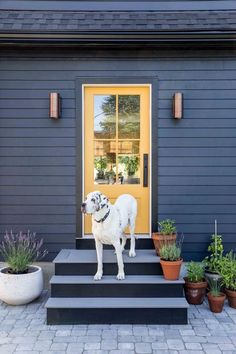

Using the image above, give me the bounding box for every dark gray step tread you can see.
[50,275,184,285]
[54,249,159,264]
[46,297,189,309]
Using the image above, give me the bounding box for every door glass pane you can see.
[118,141,140,185]
[118,155,140,185]
[118,95,140,139]
[118,140,139,155]
[94,140,116,184]
[94,95,116,139]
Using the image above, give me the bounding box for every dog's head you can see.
[81,191,109,214]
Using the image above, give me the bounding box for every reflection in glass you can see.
[118,155,140,185]
[94,95,116,139]
[118,141,139,155]
[118,95,140,139]
[94,140,116,184]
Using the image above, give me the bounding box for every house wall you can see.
[0,45,236,261]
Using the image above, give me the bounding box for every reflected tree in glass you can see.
[94,95,116,139]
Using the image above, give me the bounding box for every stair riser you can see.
[47,308,188,325]
[76,238,154,250]
[55,263,163,276]
[51,283,184,298]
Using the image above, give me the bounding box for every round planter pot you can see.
[204,268,222,284]
[160,258,183,280]
[152,233,177,256]
[207,292,226,313]
[184,277,207,305]
[0,265,43,305]
[225,288,236,309]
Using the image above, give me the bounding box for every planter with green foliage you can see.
[204,234,224,283]
[207,278,226,313]
[0,230,47,305]
[152,219,177,256]
[219,251,236,308]
[159,243,182,280]
[184,262,207,305]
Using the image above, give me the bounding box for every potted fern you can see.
[0,230,47,305]
[219,251,236,309]
[184,262,207,304]
[159,242,182,280]
[207,278,226,313]
[152,219,177,256]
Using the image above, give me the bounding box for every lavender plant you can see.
[0,230,47,274]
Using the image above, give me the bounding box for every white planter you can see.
[0,265,43,305]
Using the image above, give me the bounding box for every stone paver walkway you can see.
[0,291,235,354]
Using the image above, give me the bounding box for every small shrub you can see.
[204,234,224,273]
[186,262,205,282]
[219,251,236,291]
[159,243,181,261]
[158,219,176,235]
[0,230,47,274]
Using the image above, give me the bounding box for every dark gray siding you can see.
[0,46,236,260]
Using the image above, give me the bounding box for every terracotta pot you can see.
[160,258,182,280]
[225,288,236,309]
[184,277,207,305]
[152,232,177,256]
[207,292,226,313]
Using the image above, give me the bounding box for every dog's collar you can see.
[95,208,110,223]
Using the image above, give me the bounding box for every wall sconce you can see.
[172,92,183,119]
[49,92,61,119]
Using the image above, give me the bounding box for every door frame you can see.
[76,77,158,239]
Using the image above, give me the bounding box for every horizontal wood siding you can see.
[0,47,236,260]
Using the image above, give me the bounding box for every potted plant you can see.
[184,262,207,304]
[207,277,226,313]
[0,230,47,305]
[119,156,139,183]
[204,234,224,283]
[219,251,236,309]
[94,157,107,181]
[159,242,182,280]
[152,219,177,256]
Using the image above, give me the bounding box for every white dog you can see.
[81,191,137,280]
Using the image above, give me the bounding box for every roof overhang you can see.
[1,31,236,46]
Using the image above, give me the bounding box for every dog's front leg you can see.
[114,241,125,280]
[94,240,103,280]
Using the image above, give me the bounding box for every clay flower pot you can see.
[184,278,207,305]
[152,233,177,256]
[207,292,226,313]
[160,258,183,280]
[225,289,236,309]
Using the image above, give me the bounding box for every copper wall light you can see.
[49,92,61,119]
[172,92,183,119]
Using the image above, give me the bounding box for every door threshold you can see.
[78,234,151,239]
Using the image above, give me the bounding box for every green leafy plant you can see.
[158,219,176,235]
[0,230,47,274]
[186,262,205,283]
[94,157,108,179]
[219,251,236,291]
[159,243,181,261]
[118,156,139,177]
[208,277,223,297]
[204,234,224,273]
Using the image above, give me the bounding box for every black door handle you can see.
[143,154,148,187]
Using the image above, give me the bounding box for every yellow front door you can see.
[84,86,150,235]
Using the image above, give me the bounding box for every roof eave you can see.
[1,31,236,44]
